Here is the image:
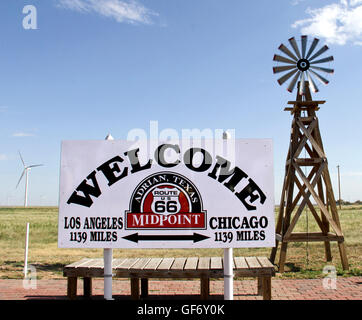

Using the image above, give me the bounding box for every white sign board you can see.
[58,139,275,248]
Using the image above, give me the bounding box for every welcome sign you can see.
[58,139,274,248]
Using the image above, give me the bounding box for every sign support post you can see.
[103,248,113,300]
[104,133,114,300]
[224,247,233,300]
[24,222,29,276]
[222,132,233,300]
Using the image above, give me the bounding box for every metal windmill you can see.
[16,151,43,207]
[273,35,334,95]
[270,36,349,273]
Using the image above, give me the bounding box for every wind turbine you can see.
[16,151,43,207]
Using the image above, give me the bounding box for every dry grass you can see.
[0,206,361,279]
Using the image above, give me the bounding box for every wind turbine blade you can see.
[310,66,334,74]
[307,71,319,93]
[301,35,307,58]
[16,170,25,188]
[299,72,306,96]
[278,44,298,61]
[288,37,302,60]
[310,56,334,64]
[18,151,25,167]
[309,45,329,62]
[273,65,297,74]
[273,54,297,65]
[287,71,301,93]
[306,38,319,59]
[28,164,44,168]
[309,69,329,85]
[278,69,299,86]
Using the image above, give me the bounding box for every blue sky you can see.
[0,0,361,206]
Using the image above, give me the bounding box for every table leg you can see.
[131,278,140,300]
[67,277,77,300]
[141,278,148,298]
[200,277,210,300]
[257,277,263,296]
[83,277,92,298]
[262,276,272,300]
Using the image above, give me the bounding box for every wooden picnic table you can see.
[64,256,275,300]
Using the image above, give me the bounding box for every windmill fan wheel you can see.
[273,35,334,95]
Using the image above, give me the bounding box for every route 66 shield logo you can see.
[151,187,181,216]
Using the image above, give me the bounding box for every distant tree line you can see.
[336,200,362,205]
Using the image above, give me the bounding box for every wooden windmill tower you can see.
[270,36,349,272]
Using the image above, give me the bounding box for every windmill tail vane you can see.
[273,35,334,95]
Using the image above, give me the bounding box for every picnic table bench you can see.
[64,256,275,300]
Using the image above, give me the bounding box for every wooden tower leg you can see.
[270,237,279,264]
[270,240,278,264]
[270,188,286,263]
[314,111,349,270]
[270,237,281,264]
[311,110,333,263]
[338,241,349,270]
[278,242,288,273]
[270,145,292,265]
[277,109,300,272]
[317,180,332,262]
[326,176,349,270]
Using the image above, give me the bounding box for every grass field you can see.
[0,206,361,280]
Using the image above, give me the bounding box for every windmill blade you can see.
[28,164,44,168]
[307,71,319,93]
[310,56,334,64]
[299,72,306,96]
[310,66,334,74]
[278,44,298,61]
[16,170,25,188]
[309,45,329,62]
[301,35,307,58]
[288,37,302,59]
[18,151,25,167]
[273,54,297,65]
[273,65,297,74]
[287,71,301,93]
[309,69,329,85]
[278,68,299,86]
[306,38,319,59]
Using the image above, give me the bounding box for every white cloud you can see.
[0,154,7,160]
[12,132,35,137]
[292,0,362,45]
[57,0,158,24]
